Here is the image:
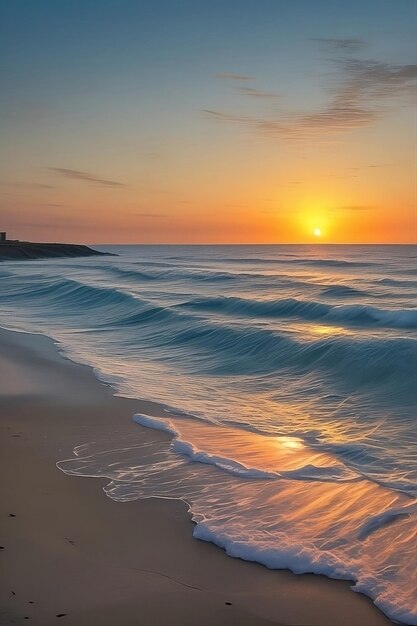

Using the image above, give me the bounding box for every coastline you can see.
[0,326,396,626]
[0,241,115,261]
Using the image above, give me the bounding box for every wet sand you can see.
[0,327,395,626]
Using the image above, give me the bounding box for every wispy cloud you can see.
[334,58,417,99]
[49,168,126,187]
[239,86,280,99]
[202,109,243,122]
[346,164,385,170]
[206,45,417,141]
[215,72,253,81]
[203,109,294,139]
[330,205,374,212]
[312,37,366,52]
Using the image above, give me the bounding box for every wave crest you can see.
[179,295,417,329]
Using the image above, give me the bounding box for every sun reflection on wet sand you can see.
[163,415,351,475]
[58,415,417,624]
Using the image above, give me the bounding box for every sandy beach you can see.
[0,326,396,626]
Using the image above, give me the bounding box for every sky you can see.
[0,0,416,244]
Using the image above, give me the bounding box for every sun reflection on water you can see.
[277,436,305,450]
[309,324,352,336]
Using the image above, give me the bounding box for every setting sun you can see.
[313,227,322,237]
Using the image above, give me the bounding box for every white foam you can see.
[57,429,417,625]
[133,413,177,436]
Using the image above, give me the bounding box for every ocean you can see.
[1,244,416,624]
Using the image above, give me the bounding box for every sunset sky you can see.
[1,0,416,243]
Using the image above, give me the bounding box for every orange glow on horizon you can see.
[1,1,415,246]
[2,152,416,244]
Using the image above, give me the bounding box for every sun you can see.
[313,227,322,237]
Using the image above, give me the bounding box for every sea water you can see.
[0,245,416,623]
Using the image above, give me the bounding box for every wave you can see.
[82,301,415,408]
[12,271,415,338]
[195,256,378,269]
[358,502,417,539]
[399,268,417,276]
[133,414,360,483]
[105,267,161,281]
[375,277,417,288]
[178,295,417,329]
[101,264,303,284]
[104,265,234,282]
[6,274,414,392]
[2,276,416,397]
[105,266,417,296]
[2,276,134,309]
[320,285,366,298]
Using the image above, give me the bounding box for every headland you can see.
[0,240,114,261]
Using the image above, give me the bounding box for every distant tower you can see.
[0,232,6,242]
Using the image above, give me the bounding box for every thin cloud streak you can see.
[239,87,280,99]
[330,205,374,212]
[49,168,126,187]
[312,37,366,52]
[206,52,417,141]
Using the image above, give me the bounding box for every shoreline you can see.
[0,326,396,626]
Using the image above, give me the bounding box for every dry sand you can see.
[0,327,395,626]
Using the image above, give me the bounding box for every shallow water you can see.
[1,244,416,623]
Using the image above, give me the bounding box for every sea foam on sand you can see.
[58,412,417,625]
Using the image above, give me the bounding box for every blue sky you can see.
[1,0,416,242]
